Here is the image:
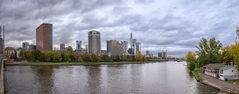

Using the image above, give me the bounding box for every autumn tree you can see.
[186,51,196,71]
[135,53,143,61]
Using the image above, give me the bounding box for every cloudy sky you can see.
[0,0,239,57]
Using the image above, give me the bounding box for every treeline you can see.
[18,49,148,62]
[186,37,239,71]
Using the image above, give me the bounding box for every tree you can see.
[228,44,239,68]
[221,46,233,64]
[196,38,222,66]
[186,51,197,71]
[91,54,101,62]
[63,53,71,62]
[186,51,196,63]
[46,51,62,62]
[135,53,143,61]
[67,46,73,54]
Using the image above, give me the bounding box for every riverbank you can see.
[0,59,4,94]
[5,61,151,66]
[200,73,239,93]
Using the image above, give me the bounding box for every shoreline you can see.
[5,61,169,66]
[199,73,239,93]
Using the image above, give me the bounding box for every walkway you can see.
[200,73,239,93]
[0,55,4,94]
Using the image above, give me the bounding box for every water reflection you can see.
[5,62,220,94]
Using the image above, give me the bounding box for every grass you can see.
[228,80,239,85]
[192,68,202,81]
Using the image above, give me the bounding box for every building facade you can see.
[121,41,128,55]
[76,40,82,50]
[0,25,5,54]
[36,23,53,52]
[88,30,101,54]
[22,42,29,50]
[136,42,141,54]
[107,40,123,56]
[60,43,65,51]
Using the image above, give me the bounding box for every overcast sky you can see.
[0,0,238,57]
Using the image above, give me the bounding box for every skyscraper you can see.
[121,41,128,55]
[76,40,82,50]
[88,30,101,54]
[107,40,123,56]
[60,43,65,51]
[130,32,133,48]
[136,42,141,54]
[0,25,5,54]
[36,23,53,52]
[22,42,29,50]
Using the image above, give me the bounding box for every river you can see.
[5,61,220,94]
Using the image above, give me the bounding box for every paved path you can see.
[200,73,239,93]
[0,56,4,94]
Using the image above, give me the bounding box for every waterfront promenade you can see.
[0,56,4,94]
[200,73,239,93]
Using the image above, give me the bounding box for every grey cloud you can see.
[0,0,239,56]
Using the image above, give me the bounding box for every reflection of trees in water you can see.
[32,66,56,94]
[85,65,102,94]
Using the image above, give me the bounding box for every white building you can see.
[219,66,239,81]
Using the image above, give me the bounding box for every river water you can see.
[5,61,220,94]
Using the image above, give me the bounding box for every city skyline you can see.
[0,0,239,57]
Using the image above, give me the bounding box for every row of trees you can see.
[19,49,147,62]
[186,37,239,71]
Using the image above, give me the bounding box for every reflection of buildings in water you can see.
[85,66,102,94]
[33,66,56,94]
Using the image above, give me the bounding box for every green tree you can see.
[91,54,101,62]
[46,51,62,62]
[196,38,222,66]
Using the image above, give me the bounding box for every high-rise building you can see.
[130,32,133,48]
[76,40,82,50]
[236,27,239,43]
[136,42,141,54]
[88,30,101,54]
[22,42,29,50]
[0,25,5,54]
[60,43,65,51]
[107,40,123,56]
[36,23,53,52]
[158,50,168,59]
[121,41,128,55]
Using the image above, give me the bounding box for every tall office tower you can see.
[130,32,133,48]
[76,40,82,50]
[0,25,5,54]
[107,40,123,56]
[121,41,128,55]
[60,43,65,51]
[132,39,137,54]
[22,42,30,50]
[36,23,53,52]
[158,50,168,59]
[136,42,141,54]
[236,27,239,43]
[88,30,101,54]
[85,44,88,53]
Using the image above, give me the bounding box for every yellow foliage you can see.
[186,51,196,63]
